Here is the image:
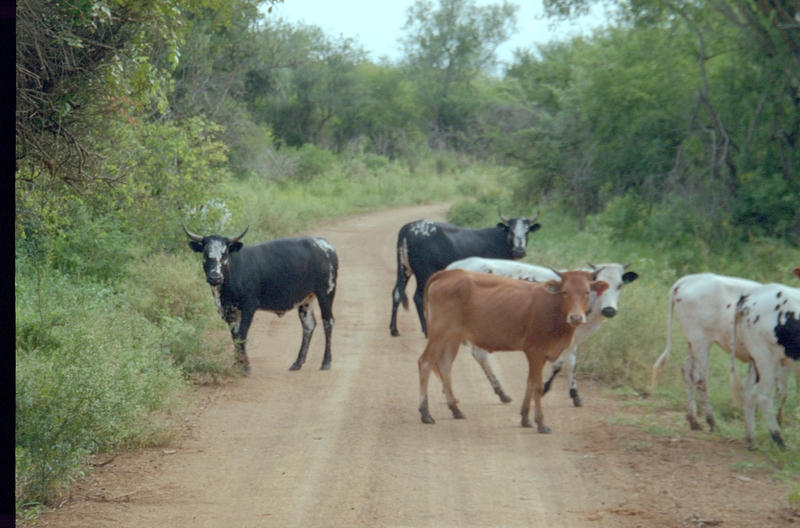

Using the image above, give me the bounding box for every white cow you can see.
[446,257,639,406]
[652,273,762,431]
[730,282,800,447]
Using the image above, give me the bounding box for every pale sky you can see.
[269,0,607,68]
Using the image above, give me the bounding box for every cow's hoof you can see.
[449,406,465,419]
[320,363,331,371]
[521,420,534,428]
[770,431,786,448]
[688,418,702,431]
[391,329,400,337]
[421,412,435,424]
[706,417,716,432]
[289,363,302,371]
[572,396,583,407]
[538,425,552,434]
[498,392,512,404]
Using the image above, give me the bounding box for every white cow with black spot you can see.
[730,282,800,447]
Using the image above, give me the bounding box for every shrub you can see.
[15,271,186,504]
[125,252,235,379]
[294,144,338,182]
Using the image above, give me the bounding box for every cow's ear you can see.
[496,222,509,230]
[529,223,541,233]
[543,280,562,294]
[188,241,204,253]
[591,280,610,295]
[622,271,638,284]
[229,242,244,254]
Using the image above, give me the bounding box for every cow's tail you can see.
[729,303,745,407]
[395,230,412,310]
[651,286,677,388]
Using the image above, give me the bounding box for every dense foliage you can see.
[15,0,800,514]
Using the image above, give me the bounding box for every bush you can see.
[294,144,338,182]
[447,190,509,227]
[125,252,235,379]
[15,271,186,504]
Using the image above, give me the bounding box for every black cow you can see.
[184,226,338,374]
[389,212,541,337]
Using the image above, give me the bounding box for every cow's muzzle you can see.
[207,275,223,286]
[601,307,617,318]
[568,313,586,327]
[512,247,526,259]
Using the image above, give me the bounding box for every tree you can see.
[400,0,518,145]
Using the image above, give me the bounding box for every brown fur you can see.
[417,268,609,432]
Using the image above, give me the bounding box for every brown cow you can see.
[794,266,800,280]
[417,268,609,432]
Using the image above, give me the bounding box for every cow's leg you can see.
[290,302,316,371]
[418,340,442,424]
[438,341,465,419]
[521,355,549,433]
[317,292,335,370]
[542,358,562,396]
[413,283,427,336]
[390,248,411,337]
[563,346,582,407]
[743,362,759,449]
[682,343,703,430]
[229,308,254,375]
[775,363,789,427]
[471,345,512,403]
[751,359,784,447]
[692,342,716,431]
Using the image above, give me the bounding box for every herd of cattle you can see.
[184,215,800,449]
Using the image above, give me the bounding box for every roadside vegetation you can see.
[16,0,800,518]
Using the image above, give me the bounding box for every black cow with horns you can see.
[389,212,541,337]
[184,226,338,374]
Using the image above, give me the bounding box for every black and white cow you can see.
[730,282,800,448]
[651,273,762,431]
[184,226,338,374]
[389,212,541,337]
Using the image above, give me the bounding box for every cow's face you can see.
[543,270,610,327]
[588,263,638,318]
[498,213,541,259]
[184,226,248,287]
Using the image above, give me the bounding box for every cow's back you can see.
[426,269,564,353]
[446,257,556,283]
[737,283,800,360]
[225,237,337,311]
[672,273,760,353]
[405,223,509,282]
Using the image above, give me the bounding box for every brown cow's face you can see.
[794,267,800,280]
[544,272,610,327]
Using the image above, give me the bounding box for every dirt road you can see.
[41,204,796,527]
